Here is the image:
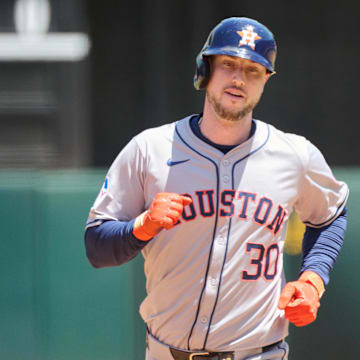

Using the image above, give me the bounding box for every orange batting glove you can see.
[133,192,192,241]
[278,271,325,327]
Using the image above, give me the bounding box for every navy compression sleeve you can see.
[85,219,148,268]
[300,208,347,285]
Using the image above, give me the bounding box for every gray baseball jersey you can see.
[87,115,349,351]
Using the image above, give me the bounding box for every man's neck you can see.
[200,107,253,146]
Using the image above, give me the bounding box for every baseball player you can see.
[85,17,348,360]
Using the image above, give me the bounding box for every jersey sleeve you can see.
[294,140,349,228]
[86,137,146,228]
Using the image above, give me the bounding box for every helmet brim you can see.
[203,46,275,73]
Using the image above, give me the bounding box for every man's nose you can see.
[232,69,245,87]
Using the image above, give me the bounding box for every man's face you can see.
[206,55,271,122]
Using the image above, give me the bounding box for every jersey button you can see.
[200,316,208,323]
[223,175,229,183]
[217,236,225,245]
[223,159,230,166]
[210,278,217,286]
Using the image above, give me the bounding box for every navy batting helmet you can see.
[194,17,277,90]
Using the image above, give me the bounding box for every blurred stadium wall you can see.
[0,0,90,168]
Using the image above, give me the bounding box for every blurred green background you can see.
[1,168,358,360]
[1,0,359,359]
[0,170,146,360]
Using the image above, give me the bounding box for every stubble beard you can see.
[207,91,259,122]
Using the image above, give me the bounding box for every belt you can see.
[169,340,283,360]
[170,348,234,360]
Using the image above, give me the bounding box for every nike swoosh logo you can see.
[167,158,190,166]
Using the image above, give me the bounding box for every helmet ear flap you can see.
[193,55,210,90]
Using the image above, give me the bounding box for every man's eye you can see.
[223,61,233,68]
[248,67,259,73]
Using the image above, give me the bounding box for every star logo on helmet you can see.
[237,25,261,50]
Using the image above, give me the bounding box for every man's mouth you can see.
[224,88,245,98]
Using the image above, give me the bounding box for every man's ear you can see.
[265,71,275,83]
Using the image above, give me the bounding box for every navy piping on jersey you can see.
[175,121,221,350]
[202,122,270,349]
[280,343,287,359]
[302,189,349,227]
[176,117,270,350]
[202,209,233,349]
